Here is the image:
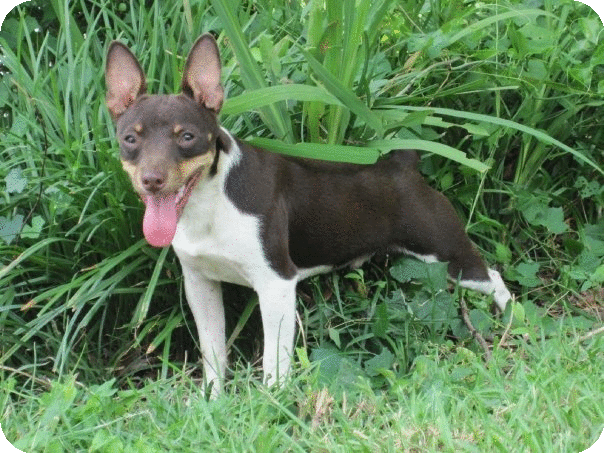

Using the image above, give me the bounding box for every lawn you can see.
[2,330,603,452]
[1,0,603,451]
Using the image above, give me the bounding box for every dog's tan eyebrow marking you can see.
[173,124,183,135]
[134,123,143,133]
[207,132,213,141]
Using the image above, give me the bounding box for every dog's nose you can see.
[141,172,166,193]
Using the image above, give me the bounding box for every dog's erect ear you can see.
[182,34,224,113]
[105,41,147,119]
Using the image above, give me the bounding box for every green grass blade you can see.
[369,138,490,173]
[222,84,343,116]
[132,246,170,327]
[341,0,370,89]
[446,8,558,48]
[301,49,384,138]
[327,0,371,144]
[383,106,604,176]
[49,0,84,49]
[247,137,380,164]
[0,238,64,281]
[210,0,294,142]
[226,295,259,352]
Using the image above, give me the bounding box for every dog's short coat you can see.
[105,34,512,395]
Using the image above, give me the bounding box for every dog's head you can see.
[105,34,225,247]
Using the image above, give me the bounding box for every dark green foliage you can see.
[1,0,602,394]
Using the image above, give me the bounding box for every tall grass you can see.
[1,0,602,398]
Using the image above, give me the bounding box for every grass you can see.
[1,0,604,451]
[3,325,603,452]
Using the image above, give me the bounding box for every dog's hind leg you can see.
[457,268,512,312]
[256,278,298,388]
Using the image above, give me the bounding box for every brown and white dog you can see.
[105,34,512,395]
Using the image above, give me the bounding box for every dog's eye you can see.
[124,134,137,144]
[182,132,195,142]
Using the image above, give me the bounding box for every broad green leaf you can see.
[365,348,395,377]
[369,138,489,173]
[222,85,343,116]
[372,302,389,339]
[21,216,45,240]
[446,9,557,49]
[5,168,27,194]
[0,214,24,244]
[247,137,380,164]
[521,198,569,234]
[512,262,541,288]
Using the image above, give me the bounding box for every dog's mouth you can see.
[141,169,204,248]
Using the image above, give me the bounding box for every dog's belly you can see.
[295,253,373,281]
[296,264,334,281]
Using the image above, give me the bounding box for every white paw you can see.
[488,268,513,311]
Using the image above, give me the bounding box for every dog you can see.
[105,33,512,395]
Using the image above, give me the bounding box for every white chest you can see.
[172,190,268,287]
[171,145,277,288]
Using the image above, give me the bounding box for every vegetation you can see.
[1,0,603,451]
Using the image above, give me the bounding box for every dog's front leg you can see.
[256,279,298,387]
[181,267,227,397]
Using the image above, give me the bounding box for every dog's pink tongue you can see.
[142,193,178,247]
